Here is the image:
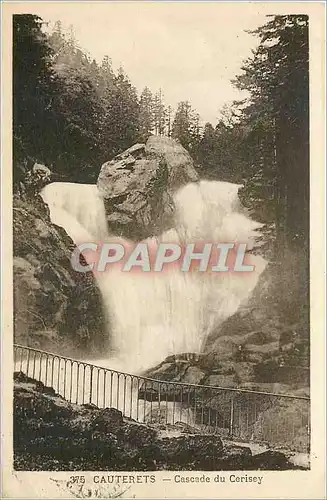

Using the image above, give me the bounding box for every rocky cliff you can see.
[13,191,106,356]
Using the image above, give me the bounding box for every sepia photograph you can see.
[1,1,326,499]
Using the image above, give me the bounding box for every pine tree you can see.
[172,101,201,154]
[234,15,309,252]
[166,105,173,137]
[189,112,201,153]
[233,15,309,345]
[171,101,193,148]
[98,55,115,97]
[103,71,140,155]
[13,14,60,184]
[196,123,216,178]
[138,86,154,141]
[153,89,167,136]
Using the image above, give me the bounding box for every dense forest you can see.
[13,14,309,368]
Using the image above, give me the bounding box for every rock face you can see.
[140,269,310,455]
[145,266,309,394]
[13,193,106,355]
[203,266,309,390]
[97,136,199,240]
[13,373,300,471]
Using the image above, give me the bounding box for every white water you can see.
[41,180,266,374]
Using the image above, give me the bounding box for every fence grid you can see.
[14,344,310,453]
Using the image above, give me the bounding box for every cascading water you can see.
[41,180,266,374]
[41,182,108,241]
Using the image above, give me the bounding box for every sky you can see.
[33,3,272,125]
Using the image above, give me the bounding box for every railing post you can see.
[32,351,37,379]
[89,366,94,404]
[172,385,176,424]
[117,374,120,410]
[103,370,107,409]
[136,378,140,422]
[129,376,133,418]
[26,349,30,377]
[123,375,126,415]
[110,372,113,407]
[158,381,161,422]
[45,353,49,386]
[143,381,147,423]
[19,347,23,372]
[97,369,100,407]
[63,359,67,399]
[229,396,234,437]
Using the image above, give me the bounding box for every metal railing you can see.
[14,344,310,452]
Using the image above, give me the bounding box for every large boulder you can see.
[97,136,199,240]
[13,193,106,355]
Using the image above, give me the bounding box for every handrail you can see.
[13,343,310,401]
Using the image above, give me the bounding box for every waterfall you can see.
[41,181,266,374]
[41,182,108,241]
